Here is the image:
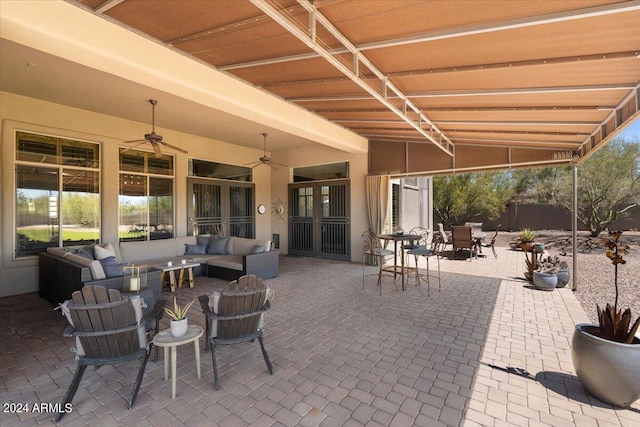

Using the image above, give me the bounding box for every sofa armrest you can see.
[243,250,279,279]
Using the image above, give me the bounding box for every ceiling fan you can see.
[245,133,287,169]
[122,99,188,158]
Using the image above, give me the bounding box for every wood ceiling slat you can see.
[321,0,616,45]
[230,57,348,85]
[366,12,640,72]
[412,90,631,109]
[322,109,610,123]
[392,58,640,93]
[104,0,266,42]
[440,124,597,135]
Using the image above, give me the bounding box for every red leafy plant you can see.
[596,231,640,343]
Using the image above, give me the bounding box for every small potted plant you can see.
[571,231,640,407]
[164,297,195,337]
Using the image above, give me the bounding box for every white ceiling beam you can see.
[250,0,454,156]
[289,84,635,102]
[94,0,125,14]
[332,119,601,127]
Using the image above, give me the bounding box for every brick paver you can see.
[1,248,639,426]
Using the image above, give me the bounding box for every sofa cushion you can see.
[185,244,207,255]
[46,247,69,258]
[120,238,177,263]
[207,236,229,255]
[175,235,197,252]
[207,255,243,271]
[228,237,271,256]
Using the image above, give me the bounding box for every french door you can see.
[187,178,254,237]
[289,180,350,260]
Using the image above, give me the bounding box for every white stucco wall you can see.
[0,92,369,297]
[0,92,272,296]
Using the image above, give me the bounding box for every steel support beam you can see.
[249,0,453,156]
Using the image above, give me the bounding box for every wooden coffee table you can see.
[153,261,200,292]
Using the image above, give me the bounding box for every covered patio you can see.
[3,246,639,426]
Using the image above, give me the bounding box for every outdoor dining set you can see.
[362,223,499,295]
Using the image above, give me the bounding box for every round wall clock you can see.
[257,204,267,214]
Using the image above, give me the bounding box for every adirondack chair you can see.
[56,286,152,422]
[198,275,273,390]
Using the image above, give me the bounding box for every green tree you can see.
[433,172,516,226]
[534,138,640,237]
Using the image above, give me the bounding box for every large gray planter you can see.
[532,271,556,291]
[555,269,570,288]
[571,323,640,407]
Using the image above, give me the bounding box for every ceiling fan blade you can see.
[160,141,188,154]
[271,161,288,168]
[121,141,149,155]
[150,142,163,158]
[122,139,146,144]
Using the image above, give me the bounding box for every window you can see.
[119,149,174,241]
[188,158,255,237]
[293,162,349,182]
[15,132,100,257]
[189,158,251,181]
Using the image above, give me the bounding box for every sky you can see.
[619,117,640,140]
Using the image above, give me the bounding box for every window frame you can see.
[14,131,101,258]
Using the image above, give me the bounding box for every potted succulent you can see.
[537,255,571,288]
[165,297,195,337]
[518,229,536,250]
[571,231,640,407]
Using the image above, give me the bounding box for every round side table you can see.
[152,324,203,399]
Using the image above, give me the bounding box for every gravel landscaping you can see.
[497,230,640,324]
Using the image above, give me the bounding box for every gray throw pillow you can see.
[99,256,123,277]
[251,244,265,254]
[75,243,96,260]
[207,236,229,255]
[196,235,210,246]
[185,244,207,255]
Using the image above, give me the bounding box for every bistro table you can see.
[379,233,423,291]
[152,325,203,399]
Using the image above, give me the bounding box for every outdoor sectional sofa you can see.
[39,235,278,305]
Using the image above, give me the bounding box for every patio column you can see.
[572,163,578,291]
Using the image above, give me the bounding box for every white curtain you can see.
[366,175,390,235]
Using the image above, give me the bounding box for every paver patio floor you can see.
[2,248,639,426]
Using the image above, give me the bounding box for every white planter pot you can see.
[170,319,188,337]
[571,323,640,407]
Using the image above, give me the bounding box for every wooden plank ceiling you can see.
[73,0,640,176]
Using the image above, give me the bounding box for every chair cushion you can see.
[407,247,435,256]
[207,286,272,337]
